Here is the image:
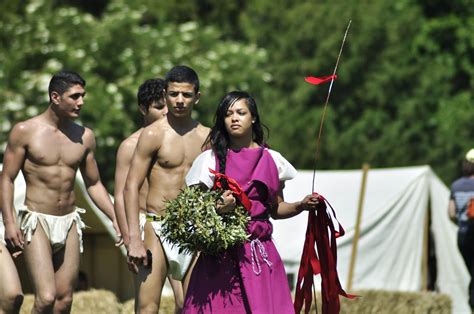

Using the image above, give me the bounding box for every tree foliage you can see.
[0,0,270,190]
[0,0,472,189]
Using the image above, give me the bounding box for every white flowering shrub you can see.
[0,0,270,189]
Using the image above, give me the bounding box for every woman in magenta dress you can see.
[184,91,319,313]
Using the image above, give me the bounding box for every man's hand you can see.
[5,222,24,258]
[112,219,124,247]
[126,237,148,273]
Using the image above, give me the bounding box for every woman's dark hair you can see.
[203,91,268,174]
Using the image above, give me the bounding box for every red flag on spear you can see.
[294,20,357,314]
[304,75,337,85]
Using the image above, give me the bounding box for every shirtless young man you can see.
[125,66,210,313]
[114,78,185,312]
[1,71,120,313]
[0,171,24,314]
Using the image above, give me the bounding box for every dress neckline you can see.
[228,145,263,153]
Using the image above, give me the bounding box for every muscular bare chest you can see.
[156,131,204,170]
[27,128,87,169]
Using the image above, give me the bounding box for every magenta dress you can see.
[183,147,296,314]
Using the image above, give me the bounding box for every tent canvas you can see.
[272,165,469,313]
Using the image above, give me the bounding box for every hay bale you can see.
[72,289,121,314]
[20,290,121,314]
[19,294,34,314]
[160,296,176,313]
[120,296,176,314]
[301,290,451,314]
[22,288,451,313]
[120,299,134,314]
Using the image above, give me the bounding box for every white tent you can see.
[272,165,469,313]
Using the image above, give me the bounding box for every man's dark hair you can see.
[48,71,86,102]
[137,78,166,110]
[165,65,200,93]
[462,160,474,176]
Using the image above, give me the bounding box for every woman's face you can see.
[224,99,254,140]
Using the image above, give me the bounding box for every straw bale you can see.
[121,299,135,314]
[20,290,120,314]
[304,289,451,314]
[72,289,121,313]
[19,294,34,314]
[20,289,451,314]
[120,296,175,314]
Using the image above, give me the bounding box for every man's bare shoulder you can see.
[8,116,43,142]
[195,123,211,139]
[134,119,169,155]
[117,129,142,158]
[120,129,142,149]
[142,118,169,138]
[81,126,96,144]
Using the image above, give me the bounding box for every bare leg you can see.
[136,222,167,313]
[181,254,198,297]
[23,224,56,314]
[0,243,23,314]
[52,223,80,314]
[167,276,183,314]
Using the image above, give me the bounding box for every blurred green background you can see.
[0,0,472,191]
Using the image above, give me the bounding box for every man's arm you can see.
[1,123,28,253]
[124,126,161,272]
[79,129,121,243]
[113,139,136,246]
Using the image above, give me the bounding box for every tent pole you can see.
[346,163,370,291]
[421,202,430,291]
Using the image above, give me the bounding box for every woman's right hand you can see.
[216,190,237,214]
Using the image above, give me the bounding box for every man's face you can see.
[165,82,200,118]
[143,99,168,124]
[51,84,86,119]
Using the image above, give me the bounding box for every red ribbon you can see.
[294,193,355,314]
[209,168,252,211]
[304,75,337,85]
[467,198,474,219]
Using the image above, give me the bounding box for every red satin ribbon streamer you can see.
[294,193,355,314]
[304,75,337,85]
[467,198,474,219]
[209,168,252,211]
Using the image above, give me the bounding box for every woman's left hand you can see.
[216,190,237,214]
[297,194,320,211]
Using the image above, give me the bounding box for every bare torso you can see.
[120,129,149,212]
[145,119,209,214]
[18,115,92,215]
